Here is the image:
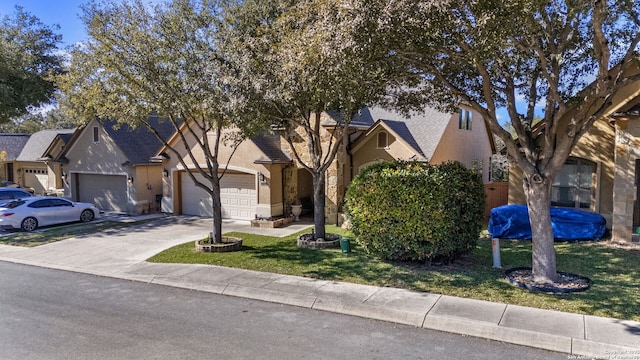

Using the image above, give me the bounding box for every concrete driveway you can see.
[0,215,312,275]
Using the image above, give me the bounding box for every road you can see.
[0,261,566,360]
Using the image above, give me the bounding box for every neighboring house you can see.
[508,73,640,243]
[348,106,495,183]
[159,104,496,224]
[60,117,175,214]
[281,105,496,224]
[0,134,30,184]
[158,126,292,221]
[13,129,75,195]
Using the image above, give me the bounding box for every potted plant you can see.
[290,199,303,221]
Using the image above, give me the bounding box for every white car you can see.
[0,197,101,232]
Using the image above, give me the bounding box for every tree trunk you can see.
[312,171,326,240]
[210,175,223,244]
[524,176,557,283]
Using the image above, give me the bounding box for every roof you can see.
[252,132,292,164]
[352,106,453,160]
[100,116,176,165]
[324,109,378,128]
[16,129,76,162]
[0,134,30,161]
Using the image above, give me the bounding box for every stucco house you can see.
[0,130,74,194]
[159,104,496,224]
[0,134,30,184]
[508,67,640,243]
[13,129,75,195]
[60,117,175,214]
[157,125,292,221]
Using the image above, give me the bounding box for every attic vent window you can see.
[92,126,99,143]
[459,109,472,131]
[377,131,388,149]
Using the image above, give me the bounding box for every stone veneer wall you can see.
[279,118,345,225]
[611,124,640,242]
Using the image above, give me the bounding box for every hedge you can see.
[344,161,485,262]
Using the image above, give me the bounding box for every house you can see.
[0,130,74,194]
[13,129,75,195]
[60,117,175,214]
[158,126,292,221]
[159,104,496,225]
[508,68,640,243]
[283,105,496,224]
[0,134,30,184]
[348,106,495,183]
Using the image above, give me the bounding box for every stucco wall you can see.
[351,129,412,174]
[162,127,284,218]
[430,108,493,183]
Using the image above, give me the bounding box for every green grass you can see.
[0,219,161,247]
[148,226,640,322]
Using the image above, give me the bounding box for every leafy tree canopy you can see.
[0,6,63,123]
[370,0,640,282]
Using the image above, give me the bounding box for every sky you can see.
[0,0,89,47]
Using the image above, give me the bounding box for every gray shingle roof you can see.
[0,134,30,161]
[101,116,176,165]
[16,129,75,161]
[355,106,452,160]
[252,132,292,164]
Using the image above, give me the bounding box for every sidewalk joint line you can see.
[362,287,381,304]
[497,304,508,326]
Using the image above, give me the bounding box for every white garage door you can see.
[77,174,128,212]
[181,172,257,220]
[24,168,48,194]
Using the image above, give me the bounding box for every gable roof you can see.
[0,134,30,161]
[16,129,76,162]
[100,116,176,165]
[252,132,292,164]
[352,106,453,160]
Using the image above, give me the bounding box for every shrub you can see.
[344,161,485,262]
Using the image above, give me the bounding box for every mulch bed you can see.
[505,267,592,294]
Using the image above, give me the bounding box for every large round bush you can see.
[345,161,485,262]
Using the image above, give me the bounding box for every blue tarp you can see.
[488,204,606,240]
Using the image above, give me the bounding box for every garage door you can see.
[24,168,48,194]
[77,174,128,212]
[181,172,257,220]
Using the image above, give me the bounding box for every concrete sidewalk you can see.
[0,215,638,358]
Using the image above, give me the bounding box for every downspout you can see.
[339,128,358,226]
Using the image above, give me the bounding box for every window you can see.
[459,109,472,130]
[29,199,52,208]
[50,198,72,207]
[551,158,596,209]
[377,131,388,148]
[92,126,99,143]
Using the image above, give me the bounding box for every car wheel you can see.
[21,217,38,232]
[80,209,94,222]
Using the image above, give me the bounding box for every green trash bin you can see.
[340,237,351,253]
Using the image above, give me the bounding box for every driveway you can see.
[0,215,311,275]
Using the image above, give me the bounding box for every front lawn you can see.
[148,226,640,321]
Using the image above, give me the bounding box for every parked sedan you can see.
[0,197,101,232]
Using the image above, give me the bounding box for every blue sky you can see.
[0,1,89,47]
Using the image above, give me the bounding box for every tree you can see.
[0,107,77,134]
[59,0,264,243]
[0,6,63,123]
[228,0,397,239]
[374,0,640,282]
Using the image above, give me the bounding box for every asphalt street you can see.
[0,261,567,360]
